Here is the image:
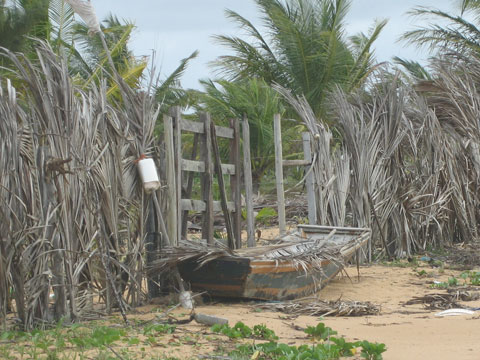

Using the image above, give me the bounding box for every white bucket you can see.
[137,157,160,193]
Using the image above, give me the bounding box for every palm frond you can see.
[48,0,75,50]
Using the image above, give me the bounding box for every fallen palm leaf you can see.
[256,298,381,317]
[404,291,480,310]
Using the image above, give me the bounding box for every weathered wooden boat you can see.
[176,225,370,301]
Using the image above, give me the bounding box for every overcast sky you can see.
[92,0,460,89]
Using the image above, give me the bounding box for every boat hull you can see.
[178,257,343,301]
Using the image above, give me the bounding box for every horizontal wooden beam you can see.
[282,159,311,167]
[221,164,236,175]
[182,159,205,172]
[214,125,234,139]
[180,118,234,139]
[181,199,235,212]
[181,159,235,175]
[181,118,204,134]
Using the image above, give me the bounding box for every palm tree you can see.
[401,1,480,56]
[0,0,49,53]
[0,1,196,109]
[212,0,386,117]
[393,57,432,81]
[199,78,289,187]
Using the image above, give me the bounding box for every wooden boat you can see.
[177,225,370,301]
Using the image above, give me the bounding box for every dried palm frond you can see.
[257,298,381,317]
[147,240,234,274]
[0,41,159,329]
[404,291,480,310]
[275,51,480,258]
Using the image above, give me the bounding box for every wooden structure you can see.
[163,108,255,248]
[273,114,317,230]
[177,225,370,301]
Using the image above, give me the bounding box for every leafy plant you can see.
[461,271,480,286]
[359,340,387,360]
[331,336,358,357]
[211,321,252,339]
[253,324,278,340]
[305,322,337,340]
[431,276,459,289]
[69,326,125,349]
[143,323,176,336]
[415,269,428,277]
[255,207,278,226]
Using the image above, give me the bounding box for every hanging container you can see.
[137,156,160,193]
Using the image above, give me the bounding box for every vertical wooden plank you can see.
[201,113,214,244]
[164,115,177,247]
[242,115,256,247]
[274,114,286,235]
[181,133,199,239]
[211,123,235,249]
[170,107,182,245]
[303,132,317,225]
[145,196,160,298]
[230,118,242,249]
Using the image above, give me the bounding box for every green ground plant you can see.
[213,321,386,360]
[305,323,338,340]
[255,207,278,226]
[0,320,386,360]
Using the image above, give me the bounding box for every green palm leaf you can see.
[213,0,385,118]
[48,0,75,51]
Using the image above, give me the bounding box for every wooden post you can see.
[211,123,235,249]
[181,133,199,239]
[170,107,182,245]
[164,115,177,246]
[242,115,255,247]
[145,196,160,298]
[230,119,242,249]
[201,113,214,244]
[274,114,286,235]
[303,132,317,225]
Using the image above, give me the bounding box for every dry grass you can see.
[0,42,159,329]
[275,52,480,259]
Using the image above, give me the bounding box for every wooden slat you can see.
[172,106,182,245]
[282,159,311,167]
[242,115,255,247]
[303,132,317,225]
[181,159,234,174]
[180,118,233,139]
[180,118,204,134]
[230,118,242,249]
[221,164,236,175]
[201,113,214,244]
[274,114,286,235]
[181,133,199,239]
[215,125,234,139]
[182,159,205,172]
[164,115,177,246]
[181,199,235,212]
[181,199,206,212]
[211,122,235,249]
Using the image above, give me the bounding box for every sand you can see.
[177,264,480,360]
[7,247,480,359]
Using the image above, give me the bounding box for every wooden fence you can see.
[163,108,255,248]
